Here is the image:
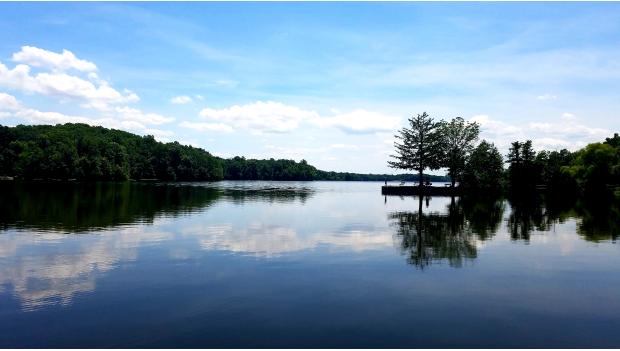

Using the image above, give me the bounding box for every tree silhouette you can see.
[462,140,504,191]
[438,117,480,187]
[388,112,443,190]
[389,198,471,269]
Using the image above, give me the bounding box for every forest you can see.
[389,112,620,196]
[0,123,447,182]
[1,122,618,197]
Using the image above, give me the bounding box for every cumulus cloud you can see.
[468,114,611,152]
[196,101,401,135]
[0,92,21,110]
[470,114,522,136]
[179,121,233,133]
[1,92,174,138]
[0,47,174,139]
[12,46,97,72]
[0,62,139,110]
[312,109,400,134]
[0,47,139,111]
[113,106,174,125]
[171,95,192,104]
[199,101,319,134]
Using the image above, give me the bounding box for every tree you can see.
[565,142,618,191]
[462,140,504,191]
[388,112,443,189]
[438,117,480,187]
[506,140,538,190]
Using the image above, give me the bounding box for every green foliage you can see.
[564,142,618,191]
[1,123,445,182]
[506,140,539,190]
[0,123,223,181]
[388,112,444,185]
[438,117,480,187]
[222,157,317,181]
[535,149,576,192]
[462,140,504,191]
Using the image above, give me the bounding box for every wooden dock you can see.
[381,185,459,196]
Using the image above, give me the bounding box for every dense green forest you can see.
[0,123,447,182]
[2,123,618,195]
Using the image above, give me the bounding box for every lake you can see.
[1,181,619,348]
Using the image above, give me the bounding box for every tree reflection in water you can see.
[388,195,504,269]
[506,191,619,243]
[0,181,314,233]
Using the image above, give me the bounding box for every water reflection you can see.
[0,182,219,232]
[187,223,393,257]
[0,226,173,311]
[388,196,504,268]
[506,192,620,243]
[0,181,313,233]
[1,181,618,316]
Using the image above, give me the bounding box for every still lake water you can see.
[1,181,619,348]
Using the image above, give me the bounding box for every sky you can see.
[0,2,619,174]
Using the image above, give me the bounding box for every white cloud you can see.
[329,143,360,150]
[199,101,319,134]
[3,93,173,138]
[198,101,401,135]
[0,61,138,110]
[537,94,558,101]
[0,47,174,139]
[1,47,139,111]
[179,121,234,133]
[312,109,401,134]
[12,46,97,72]
[470,114,522,136]
[562,112,577,121]
[113,106,174,125]
[15,108,147,132]
[532,137,572,150]
[170,95,192,104]
[469,113,610,152]
[0,92,21,110]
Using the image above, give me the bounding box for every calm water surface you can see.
[1,181,619,347]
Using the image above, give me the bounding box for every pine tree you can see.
[388,112,443,189]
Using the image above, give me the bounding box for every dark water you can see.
[1,181,619,348]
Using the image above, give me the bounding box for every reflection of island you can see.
[506,193,619,243]
[575,197,620,242]
[0,182,320,311]
[389,196,504,269]
[219,187,313,204]
[0,182,315,233]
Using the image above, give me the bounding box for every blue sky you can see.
[0,2,619,174]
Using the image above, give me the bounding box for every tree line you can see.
[389,112,620,195]
[0,123,447,182]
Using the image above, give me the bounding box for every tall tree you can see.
[438,117,480,187]
[462,140,504,191]
[507,140,542,190]
[388,112,443,189]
